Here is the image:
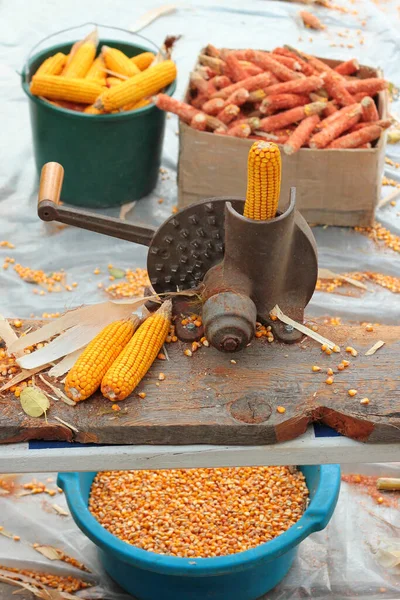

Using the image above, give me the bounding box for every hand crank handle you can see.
[38,162,156,247]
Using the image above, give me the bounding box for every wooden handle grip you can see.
[38,162,64,206]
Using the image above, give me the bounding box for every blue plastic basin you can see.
[58,465,340,600]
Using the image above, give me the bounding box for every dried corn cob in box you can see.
[176,44,389,227]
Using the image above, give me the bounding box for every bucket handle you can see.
[23,22,163,83]
[38,162,156,247]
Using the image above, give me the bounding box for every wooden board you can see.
[1,323,399,446]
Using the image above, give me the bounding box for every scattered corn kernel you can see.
[360,397,370,405]
[93,268,100,275]
[158,373,166,381]
[157,353,166,360]
[138,392,146,399]
[327,368,334,376]
[184,349,193,357]
[111,404,121,412]
[348,389,358,397]
[325,377,334,385]
[342,360,350,367]
[337,364,345,371]
[365,324,374,332]
[312,365,321,372]
[332,345,340,353]
[276,406,286,414]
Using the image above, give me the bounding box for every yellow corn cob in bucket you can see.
[106,76,124,88]
[130,52,155,71]
[101,300,172,401]
[102,46,140,78]
[35,52,67,77]
[123,97,151,112]
[86,55,107,85]
[30,75,104,104]
[243,141,281,221]
[65,316,140,402]
[95,60,177,112]
[63,41,97,78]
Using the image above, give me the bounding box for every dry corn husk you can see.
[318,268,368,290]
[270,305,339,349]
[39,375,76,406]
[0,364,51,393]
[130,5,177,33]
[365,340,385,356]
[11,299,149,369]
[0,314,18,350]
[34,546,63,561]
[48,347,87,378]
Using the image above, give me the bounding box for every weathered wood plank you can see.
[0,323,399,445]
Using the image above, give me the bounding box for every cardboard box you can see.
[178,57,388,227]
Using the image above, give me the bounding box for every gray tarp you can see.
[0,1,399,598]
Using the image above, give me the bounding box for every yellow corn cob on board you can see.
[65,317,139,402]
[101,301,172,401]
[243,141,281,221]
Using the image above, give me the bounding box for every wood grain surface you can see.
[1,322,399,446]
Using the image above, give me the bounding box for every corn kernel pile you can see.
[89,467,308,558]
[0,566,91,593]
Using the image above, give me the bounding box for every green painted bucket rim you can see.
[21,24,176,120]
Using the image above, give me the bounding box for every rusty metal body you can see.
[37,162,318,352]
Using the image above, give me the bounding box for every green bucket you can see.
[22,25,176,208]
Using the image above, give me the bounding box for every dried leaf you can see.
[365,340,385,356]
[20,387,50,418]
[108,267,126,279]
[0,364,51,393]
[48,347,86,378]
[34,545,63,561]
[39,375,76,406]
[52,504,69,517]
[270,305,339,350]
[54,416,79,432]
